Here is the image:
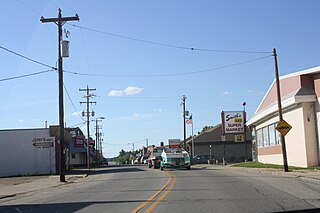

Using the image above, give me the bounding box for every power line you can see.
[63,83,85,121]
[69,121,86,128]
[0,69,54,82]
[0,45,57,70]
[69,24,271,54]
[16,0,41,16]
[63,55,272,78]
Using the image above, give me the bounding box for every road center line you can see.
[131,171,172,213]
[143,172,176,213]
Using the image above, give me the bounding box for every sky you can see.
[1,0,320,158]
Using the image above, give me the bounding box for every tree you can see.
[198,126,214,135]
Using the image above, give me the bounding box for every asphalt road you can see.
[0,165,320,213]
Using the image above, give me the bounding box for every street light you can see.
[209,145,212,160]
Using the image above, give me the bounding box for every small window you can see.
[71,154,75,159]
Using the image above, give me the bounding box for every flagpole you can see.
[192,120,194,158]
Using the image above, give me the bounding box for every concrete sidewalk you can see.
[192,164,320,181]
[0,171,89,200]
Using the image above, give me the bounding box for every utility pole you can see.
[40,9,79,182]
[273,48,289,172]
[95,117,104,165]
[182,95,187,150]
[80,85,96,169]
[99,132,103,163]
[95,119,100,165]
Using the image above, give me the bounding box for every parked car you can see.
[192,155,213,164]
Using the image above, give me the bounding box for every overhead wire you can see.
[0,45,57,70]
[0,69,55,82]
[69,24,271,54]
[63,83,86,122]
[63,54,272,78]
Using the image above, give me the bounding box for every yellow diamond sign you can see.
[276,120,292,136]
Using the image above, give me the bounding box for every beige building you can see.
[247,66,320,167]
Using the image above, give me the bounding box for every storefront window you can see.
[268,124,276,146]
[263,127,269,147]
[256,129,263,147]
[256,122,279,148]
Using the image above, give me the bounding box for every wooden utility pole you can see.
[80,86,96,169]
[40,9,79,182]
[273,48,289,172]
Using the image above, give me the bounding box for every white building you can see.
[247,66,320,168]
[0,128,56,177]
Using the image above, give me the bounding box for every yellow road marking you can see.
[143,172,176,213]
[131,171,172,213]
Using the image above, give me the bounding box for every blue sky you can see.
[1,0,320,157]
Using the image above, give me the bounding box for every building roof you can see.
[247,66,320,126]
[186,124,222,144]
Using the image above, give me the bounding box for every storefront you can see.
[247,66,320,167]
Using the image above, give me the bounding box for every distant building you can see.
[186,124,252,163]
[247,66,320,168]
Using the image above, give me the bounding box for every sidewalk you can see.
[192,163,320,181]
[0,170,90,200]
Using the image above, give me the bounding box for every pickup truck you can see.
[148,147,164,169]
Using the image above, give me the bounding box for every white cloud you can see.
[221,91,233,96]
[153,108,163,113]
[247,89,264,96]
[108,90,124,96]
[72,111,82,117]
[18,119,24,123]
[123,86,143,95]
[108,86,143,96]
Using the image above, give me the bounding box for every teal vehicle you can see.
[160,148,191,170]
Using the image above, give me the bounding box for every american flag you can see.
[186,115,193,124]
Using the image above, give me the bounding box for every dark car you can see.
[192,155,213,164]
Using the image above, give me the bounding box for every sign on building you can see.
[74,136,85,147]
[221,111,245,134]
[32,137,55,148]
[168,139,181,148]
[235,134,244,142]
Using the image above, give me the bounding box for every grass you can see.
[231,161,317,170]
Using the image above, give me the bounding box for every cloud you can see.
[221,91,233,96]
[108,86,143,96]
[123,86,143,95]
[153,108,163,113]
[72,111,82,117]
[111,112,157,122]
[108,90,124,96]
[247,89,264,96]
